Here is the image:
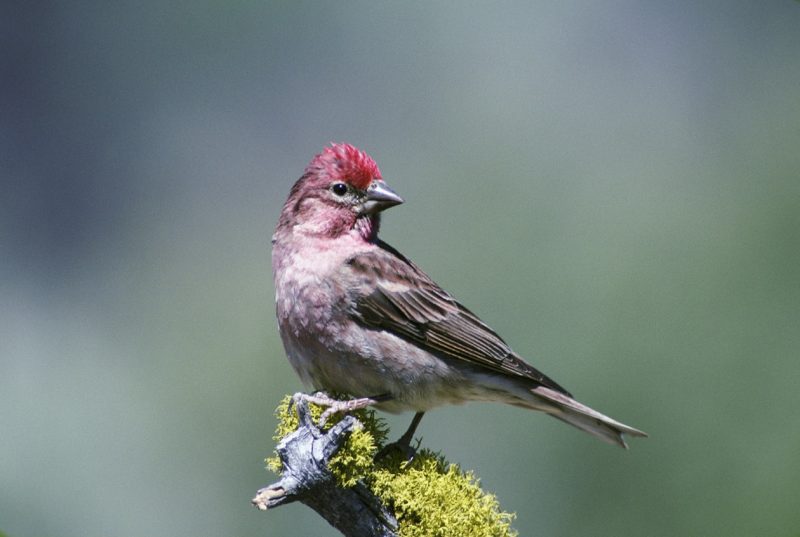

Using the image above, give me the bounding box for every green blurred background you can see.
[2,2,799,536]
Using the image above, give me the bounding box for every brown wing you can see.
[344,240,571,396]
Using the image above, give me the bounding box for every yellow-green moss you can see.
[267,394,517,537]
[370,450,516,537]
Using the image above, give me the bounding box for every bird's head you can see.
[277,143,403,241]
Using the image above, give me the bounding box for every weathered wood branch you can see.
[252,399,398,537]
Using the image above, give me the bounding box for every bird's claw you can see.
[292,392,382,427]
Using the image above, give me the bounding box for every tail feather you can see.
[531,386,648,449]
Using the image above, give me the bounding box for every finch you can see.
[272,143,646,448]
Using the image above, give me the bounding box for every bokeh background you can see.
[2,1,799,536]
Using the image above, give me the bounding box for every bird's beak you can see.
[362,181,404,214]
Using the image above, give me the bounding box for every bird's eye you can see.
[331,182,348,196]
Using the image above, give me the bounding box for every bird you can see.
[271,142,647,448]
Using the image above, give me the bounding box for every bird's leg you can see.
[396,412,425,448]
[378,411,425,461]
[292,392,392,427]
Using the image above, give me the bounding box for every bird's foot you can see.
[292,392,388,427]
[376,437,419,463]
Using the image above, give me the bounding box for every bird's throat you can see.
[355,214,381,242]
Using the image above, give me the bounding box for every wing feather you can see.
[343,241,571,395]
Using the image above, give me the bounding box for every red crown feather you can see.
[306,143,382,190]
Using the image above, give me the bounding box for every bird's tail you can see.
[531,386,648,449]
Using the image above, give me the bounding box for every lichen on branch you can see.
[259,394,517,537]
